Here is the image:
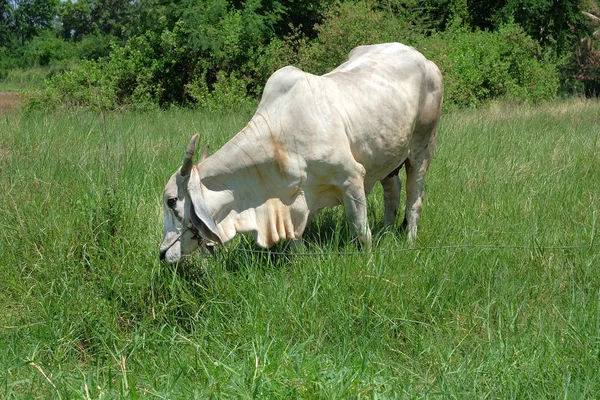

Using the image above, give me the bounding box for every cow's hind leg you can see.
[381,172,401,227]
[404,146,434,245]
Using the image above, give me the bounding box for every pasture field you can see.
[1,99,600,398]
[0,67,51,93]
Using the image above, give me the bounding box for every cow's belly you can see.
[356,127,412,186]
[301,182,343,221]
[336,91,419,184]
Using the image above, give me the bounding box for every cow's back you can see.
[257,43,441,192]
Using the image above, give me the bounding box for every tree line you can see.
[2,0,599,109]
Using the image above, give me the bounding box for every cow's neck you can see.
[196,122,273,243]
[195,117,307,247]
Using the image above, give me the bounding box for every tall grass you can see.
[1,99,600,398]
[0,67,55,92]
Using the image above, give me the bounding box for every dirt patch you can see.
[0,92,21,114]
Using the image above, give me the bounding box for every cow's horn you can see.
[181,134,199,176]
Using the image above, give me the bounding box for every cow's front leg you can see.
[381,173,401,227]
[342,174,371,249]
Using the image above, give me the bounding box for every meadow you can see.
[0,68,52,93]
[1,99,600,398]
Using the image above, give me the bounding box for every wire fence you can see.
[226,241,600,257]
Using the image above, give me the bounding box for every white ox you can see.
[160,43,443,263]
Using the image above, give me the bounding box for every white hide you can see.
[160,43,444,263]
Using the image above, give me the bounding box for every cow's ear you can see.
[187,168,223,245]
[199,144,210,164]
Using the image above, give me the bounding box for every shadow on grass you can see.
[303,206,409,250]
[169,205,410,292]
[214,206,409,268]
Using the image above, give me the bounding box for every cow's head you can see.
[159,134,222,263]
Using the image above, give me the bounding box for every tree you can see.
[574,0,600,95]
[12,0,60,44]
[88,0,134,39]
[493,0,586,56]
[59,0,93,41]
[58,0,136,42]
[0,0,13,42]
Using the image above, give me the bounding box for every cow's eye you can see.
[167,198,177,208]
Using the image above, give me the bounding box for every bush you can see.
[289,1,421,75]
[182,0,283,98]
[21,31,75,67]
[416,22,559,108]
[185,70,252,111]
[76,33,116,60]
[45,22,191,110]
[43,2,273,110]
[43,59,117,109]
[33,2,561,111]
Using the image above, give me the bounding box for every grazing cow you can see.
[160,43,443,263]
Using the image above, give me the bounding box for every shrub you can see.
[45,22,190,110]
[34,2,561,111]
[44,59,117,109]
[21,31,75,67]
[76,33,116,60]
[185,70,252,111]
[416,22,559,108]
[43,3,272,110]
[182,0,283,98]
[290,1,420,75]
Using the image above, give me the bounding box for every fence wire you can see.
[226,242,599,257]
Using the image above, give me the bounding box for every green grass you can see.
[1,99,600,398]
[0,67,56,92]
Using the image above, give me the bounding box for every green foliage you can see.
[11,0,60,44]
[185,70,252,111]
[290,1,419,75]
[0,0,14,47]
[44,22,192,109]
[81,0,136,40]
[42,1,273,109]
[417,23,559,108]
[0,47,10,79]
[21,30,74,66]
[494,0,586,57]
[106,28,186,107]
[58,0,93,40]
[270,0,332,36]
[181,0,282,94]
[41,60,115,109]
[75,32,115,60]
[9,0,599,109]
